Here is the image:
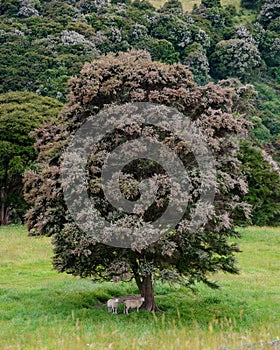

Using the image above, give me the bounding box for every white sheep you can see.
[123,297,145,314]
[107,298,119,314]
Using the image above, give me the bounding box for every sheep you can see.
[123,297,145,314]
[107,298,120,314]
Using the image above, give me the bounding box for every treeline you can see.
[0,0,279,225]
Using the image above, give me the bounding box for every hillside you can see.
[0,0,279,225]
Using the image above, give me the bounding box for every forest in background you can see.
[0,0,279,226]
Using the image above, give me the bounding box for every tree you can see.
[258,0,280,28]
[131,0,155,10]
[183,43,210,85]
[135,37,179,64]
[210,39,263,82]
[0,0,20,15]
[150,13,210,60]
[24,50,251,311]
[241,0,265,10]
[0,92,62,225]
[159,0,183,14]
[238,141,280,226]
[201,0,221,8]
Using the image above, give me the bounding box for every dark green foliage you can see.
[258,0,280,28]
[111,0,131,4]
[238,141,280,226]
[0,92,62,225]
[210,39,263,82]
[253,83,280,161]
[183,43,210,85]
[259,31,280,67]
[241,0,265,10]
[201,0,221,8]
[132,0,154,9]
[0,0,20,15]
[135,37,179,64]
[159,0,183,14]
[150,14,210,58]
[267,16,280,33]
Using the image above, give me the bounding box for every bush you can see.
[210,39,263,82]
[135,37,179,64]
[0,91,62,225]
[241,0,265,10]
[183,43,210,85]
[258,0,280,28]
[201,0,221,8]
[0,0,20,16]
[239,141,280,226]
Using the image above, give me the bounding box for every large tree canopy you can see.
[0,91,62,225]
[24,50,252,311]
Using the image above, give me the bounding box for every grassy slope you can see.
[0,225,279,350]
[150,0,241,11]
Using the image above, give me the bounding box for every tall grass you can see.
[0,225,279,349]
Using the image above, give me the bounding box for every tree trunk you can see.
[0,186,10,226]
[0,203,10,226]
[134,272,162,312]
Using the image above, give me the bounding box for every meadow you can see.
[150,0,241,11]
[0,225,279,350]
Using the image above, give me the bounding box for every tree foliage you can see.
[201,0,222,8]
[210,39,263,82]
[0,91,62,225]
[238,141,280,226]
[241,0,265,11]
[24,50,253,311]
[258,0,280,28]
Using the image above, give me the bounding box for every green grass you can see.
[150,0,241,11]
[0,225,280,349]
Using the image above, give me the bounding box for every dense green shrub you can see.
[258,0,280,28]
[135,37,179,63]
[183,43,210,85]
[0,0,20,15]
[151,13,210,58]
[241,0,265,10]
[201,0,221,8]
[0,91,62,225]
[254,82,280,161]
[132,0,155,10]
[239,141,280,226]
[210,39,263,82]
[267,16,280,32]
[159,0,183,14]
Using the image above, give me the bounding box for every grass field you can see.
[0,225,279,350]
[150,0,241,11]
